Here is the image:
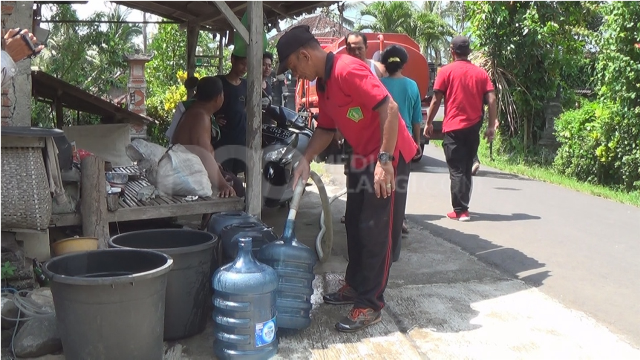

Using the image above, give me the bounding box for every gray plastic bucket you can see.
[44,248,173,360]
[109,228,218,340]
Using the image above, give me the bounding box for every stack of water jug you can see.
[207,211,317,360]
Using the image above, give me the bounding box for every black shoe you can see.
[335,307,382,333]
[323,284,356,305]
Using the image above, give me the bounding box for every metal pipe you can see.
[377,34,385,52]
[39,20,180,24]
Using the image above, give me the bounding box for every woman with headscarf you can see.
[380,45,422,257]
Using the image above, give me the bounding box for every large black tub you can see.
[109,228,218,340]
[44,249,173,360]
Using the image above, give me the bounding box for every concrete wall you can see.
[1,1,34,127]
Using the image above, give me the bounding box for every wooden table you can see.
[50,161,244,248]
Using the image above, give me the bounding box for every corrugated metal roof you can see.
[113,1,338,33]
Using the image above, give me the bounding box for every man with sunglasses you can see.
[277,25,417,333]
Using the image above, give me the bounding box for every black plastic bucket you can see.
[109,228,218,340]
[44,249,173,360]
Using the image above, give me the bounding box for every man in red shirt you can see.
[277,25,417,333]
[425,36,498,221]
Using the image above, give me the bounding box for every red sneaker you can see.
[447,211,471,222]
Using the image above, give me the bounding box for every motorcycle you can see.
[261,97,313,208]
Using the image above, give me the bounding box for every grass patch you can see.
[476,144,640,208]
[429,140,443,149]
[310,161,326,176]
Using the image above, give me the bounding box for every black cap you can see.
[451,36,471,56]
[276,25,316,74]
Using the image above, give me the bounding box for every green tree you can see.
[31,4,141,127]
[145,24,226,145]
[320,2,364,30]
[356,1,453,62]
[146,23,221,98]
[83,4,142,95]
[466,1,594,151]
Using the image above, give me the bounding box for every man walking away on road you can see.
[380,45,422,255]
[214,53,248,176]
[277,25,417,333]
[424,36,497,222]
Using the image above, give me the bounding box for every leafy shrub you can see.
[146,70,203,146]
[554,101,609,184]
[554,101,640,190]
[593,1,640,191]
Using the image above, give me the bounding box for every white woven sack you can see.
[155,144,213,197]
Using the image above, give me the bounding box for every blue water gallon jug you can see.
[212,237,279,360]
[220,223,278,263]
[257,218,317,330]
[207,211,262,236]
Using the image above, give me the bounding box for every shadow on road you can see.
[417,212,541,222]
[166,171,556,358]
[470,212,541,222]
[476,169,534,181]
[493,186,522,191]
[409,155,534,183]
[272,188,549,349]
[409,155,449,174]
[408,213,550,288]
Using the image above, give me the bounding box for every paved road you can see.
[398,144,640,348]
[175,179,640,359]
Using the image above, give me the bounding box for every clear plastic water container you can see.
[212,237,279,359]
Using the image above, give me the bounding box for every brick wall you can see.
[1,1,33,127]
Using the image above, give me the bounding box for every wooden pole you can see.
[54,97,63,129]
[81,155,110,249]
[218,32,224,74]
[186,22,199,98]
[245,2,263,218]
[213,1,250,43]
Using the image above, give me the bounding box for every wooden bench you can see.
[50,156,244,248]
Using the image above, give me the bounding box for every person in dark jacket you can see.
[214,53,248,176]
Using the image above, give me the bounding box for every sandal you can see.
[340,215,346,224]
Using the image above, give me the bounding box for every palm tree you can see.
[85,4,142,94]
[356,1,414,33]
[441,1,468,35]
[320,1,365,31]
[355,1,453,63]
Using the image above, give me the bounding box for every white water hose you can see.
[308,171,347,263]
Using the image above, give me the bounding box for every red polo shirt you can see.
[433,60,494,133]
[315,53,417,168]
